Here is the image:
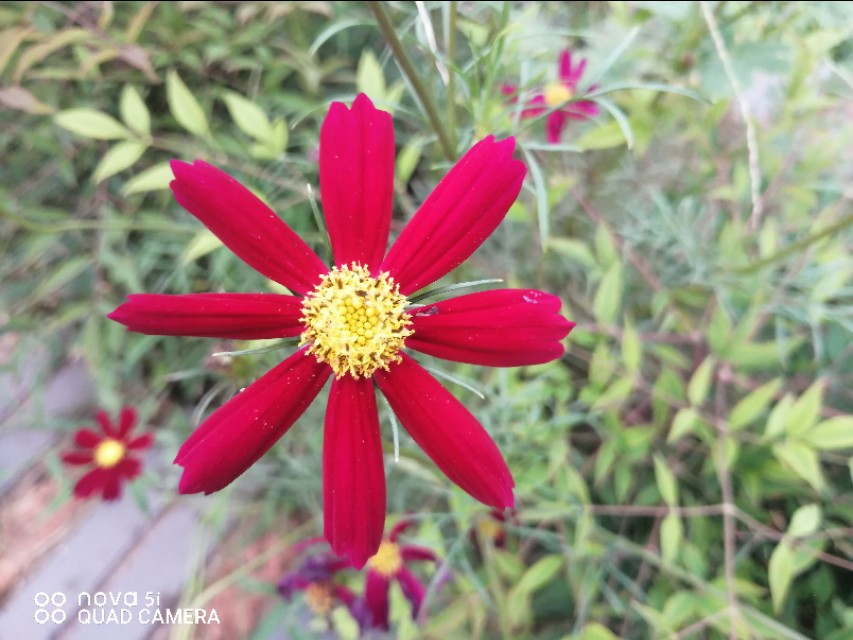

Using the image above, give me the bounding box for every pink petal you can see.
[388,519,414,542]
[546,111,567,144]
[74,428,103,449]
[61,451,94,466]
[519,94,548,119]
[562,99,600,119]
[320,94,395,270]
[73,468,107,498]
[374,354,514,509]
[115,457,142,480]
[109,293,305,339]
[323,376,386,569]
[96,411,116,437]
[408,289,573,366]
[365,571,391,631]
[397,566,427,617]
[380,137,526,295]
[101,472,123,501]
[175,349,331,494]
[117,406,137,438]
[127,433,154,451]
[559,49,577,83]
[401,545,438,563]
[170,160,327,295]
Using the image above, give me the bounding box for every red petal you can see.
[521,94,548,118]
[374,354,514,509]
[74,468,106,498]
[559,49,577,83]
[61,451,94,466]
[364,571,391,631]
[380,137,526,295]
[397,566,427,617]
[127,433,154,451]
[74,428,103,449]
[401,545,438,563]
[109,293,305,339]
[323,376,386,569]
[117,406,137,438]
[170,160,327,295]
[546,111,567,144]
[407,289,573,366]
[115,457,142,480]
[320,94,395,270]
[96,411,116,437]
[101,471,123,501]
[175,349,331,494]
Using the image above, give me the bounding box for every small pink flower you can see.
[61,407,153,501]
[504,49,599,143]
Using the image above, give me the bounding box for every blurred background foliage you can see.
[1,1,852,638]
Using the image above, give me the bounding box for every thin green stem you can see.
[445,1,458,150]
[368,1,456,161]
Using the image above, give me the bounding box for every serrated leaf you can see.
[772,441,825,493]
[769,541,795,613]
[785,379,824,436]
[787,504,821,538]
[356,49,386,100]
[621,317,641,373]
[729,378,783,431]
[92,141,146,183]
[120,85,150,136]
[687,356,715,406]
[668,407,699,443]
[514,555,563,595]
[123,162,174,195]
[166,70,209,137]
[181,228,224,264]
[223,92,273,141]
[593,262,622,324]
[660,513,683,564]
[55,109,131,140]
[800,416,853,450]
[654,454,679,506]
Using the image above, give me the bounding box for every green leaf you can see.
[574,622,620,640]
[593,262,622,324]
[55,109,131,140]
[707,303,732,354]
[654,454,679,506]
[772,441,825,493]
[92,141,146,183]
[575,120,630,151]
[356,49,386,100]
[785,379,825,436]
[166,70,209,137]
[591,376,633,410]
[668,407,699,443]
[787,504,821,538]
[594,226,617,268]
[520,145,550,249]
[514,555,563,595]
[687,356,715,406]
[120,85,150,136]
[660,513,683,564]
[621,317,642,374]
[729,378,783,431]
[223,92,273,141]
[764,394,793,442]
[396,135,425,184]
[31,256,91,302]
[123,162,174,195]
[800,416,853,450]
[548,237,597,268]
[768,541,795,613]
[181,228,224,264]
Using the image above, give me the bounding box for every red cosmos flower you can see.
[108,94,573,567]
[278,553,365,628]
[61,407,153,501]
[504,49,599,143]
[362,520,444,631]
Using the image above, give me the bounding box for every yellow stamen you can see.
[304,582,334,615]
[94,439,126,469]
[477,517,503,542]
[544,82,573,107]
[300,264,413,378]
[367,541,403,578]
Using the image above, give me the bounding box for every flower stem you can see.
[367,1,456,161]
[445,1,458,150]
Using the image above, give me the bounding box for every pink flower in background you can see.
[61,407,153,501]
[504,49,599,143]
[109,94,573,568]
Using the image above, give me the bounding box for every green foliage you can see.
[2,1,852,639]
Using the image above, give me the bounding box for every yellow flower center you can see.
[304,582,334,615]
[367,541,403,578]
[477,517,503,542]
[300,264,412,378]
[544,82,573,107]
[94,439,126,469]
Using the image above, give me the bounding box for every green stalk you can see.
[445,1,458,150]
[368,1,456,161]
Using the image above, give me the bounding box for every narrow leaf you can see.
[55,109,131,140]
